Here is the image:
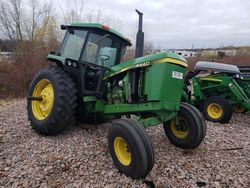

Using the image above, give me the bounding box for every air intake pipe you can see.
[135,9,144,58]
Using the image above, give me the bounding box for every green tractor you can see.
[182,61,250,123]
[238,66,250,97]
[27,11,206,178]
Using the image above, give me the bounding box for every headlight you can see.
[66,60,72,66]
[66,59,78,68]
[118,80,124,88]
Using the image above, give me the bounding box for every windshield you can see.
[81,33,121,68]
[59,30,87,60]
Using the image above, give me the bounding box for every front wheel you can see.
[163,103,206,149]
[108,119,154,179]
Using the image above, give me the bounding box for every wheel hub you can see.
[114,137,131,166]
[207,103,223,119]
[31,79,54,120]
[170,117,189,139]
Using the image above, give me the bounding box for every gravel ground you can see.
[0,99,249,188]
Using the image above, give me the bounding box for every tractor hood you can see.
[107,51,187,77]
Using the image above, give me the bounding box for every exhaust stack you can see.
[135,9,144,58]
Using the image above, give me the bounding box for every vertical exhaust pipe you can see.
[135,9,144,58]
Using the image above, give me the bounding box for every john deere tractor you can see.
[238,66,250,97]
[27,10,206,178]
[182,61,250,123]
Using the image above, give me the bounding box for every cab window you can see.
[81,33,120,68]
[59,30,87,60]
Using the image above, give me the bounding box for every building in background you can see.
[173,50,197,58]
[0,51,14,62]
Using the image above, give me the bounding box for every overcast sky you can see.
[44,0,249,49]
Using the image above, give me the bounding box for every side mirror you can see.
[61,25,67,30]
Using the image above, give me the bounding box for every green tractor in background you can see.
[27,10,206,178]
[238,66,250,98]
[182,61,250,123]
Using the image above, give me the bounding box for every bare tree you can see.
[10,0,23,40]
[0,0,123,47]
[144,40,154,55]
[0,0,22,40]
[60,0,122,31]
[0,0,54,42]
[0,5,15,40]
[60,0,85,24]
[84,8,123,31]
[23,0,52,42]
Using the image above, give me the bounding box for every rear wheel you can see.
[163,103,206,149]
[108,119,154,179]
[203,96,232,123]
[27,66,77,135]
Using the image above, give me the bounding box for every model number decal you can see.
[135,62,151,67]
[172,71,183,79]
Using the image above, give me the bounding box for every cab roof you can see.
[195,61,240,74]
[65,23,132,46]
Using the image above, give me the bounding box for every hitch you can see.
[27,96,43,101]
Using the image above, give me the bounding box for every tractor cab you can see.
[47,23,132,97]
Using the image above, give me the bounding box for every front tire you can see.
[163,103,206,149]
[27,66,77,135]
[108,119,154,179]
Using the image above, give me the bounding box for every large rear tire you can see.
[27,66,77,135]
[163,103,206,149]
[108,119,154,179]
[203,96,232,123]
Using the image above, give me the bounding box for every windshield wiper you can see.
[93,34,110,43]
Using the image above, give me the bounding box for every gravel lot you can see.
[0,99,249,187]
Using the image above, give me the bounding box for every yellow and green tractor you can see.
[27,11,206,178]
[182,61,250,123]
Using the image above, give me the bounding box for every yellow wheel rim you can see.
[207,103,223,119]
[232,105,245,113]
[114,137,131,166]
[170,117,189,139]
[31,79,54,120]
